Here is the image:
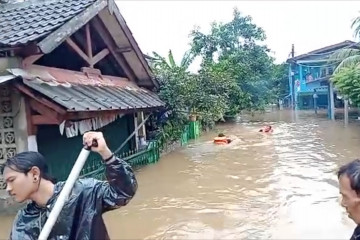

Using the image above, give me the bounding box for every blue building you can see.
[286,40,357,118]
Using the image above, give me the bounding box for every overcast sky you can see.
[115,1,360,71]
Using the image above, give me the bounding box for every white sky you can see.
[115,0,360,71]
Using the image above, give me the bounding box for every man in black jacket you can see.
[3,131,138,240]
[338,159,360,240]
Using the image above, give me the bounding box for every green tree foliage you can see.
[189,8,279,111]
[269,63,289,100]
[328,15,360,105]
[148,8,288,139]
[331,65,360,106]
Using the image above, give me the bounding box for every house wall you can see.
[0,85,29,215]
[36,114,135,181]
[294,64,330,93]
[291,62,333,109]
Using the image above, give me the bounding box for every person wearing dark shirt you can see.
[3,131,138,240]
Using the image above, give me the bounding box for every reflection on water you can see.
[0,110,359,239]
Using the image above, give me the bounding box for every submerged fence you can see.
[80,121,201,180]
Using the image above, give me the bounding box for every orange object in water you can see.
[214,137,230,144]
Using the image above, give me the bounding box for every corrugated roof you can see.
[0,0,96,46]
[287,40,358,63]
[8,65,164,112]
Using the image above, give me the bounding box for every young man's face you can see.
[3,166,38,203]
[339,174,360,224]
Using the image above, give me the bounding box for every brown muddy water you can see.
[1,110,359,239]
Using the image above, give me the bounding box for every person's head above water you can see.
[3,151,55,205]
[265,125,272,131]
[338,159,360,224]
[218,133,225,137]
[259,125,272,132]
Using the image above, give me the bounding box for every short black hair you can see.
[4,151,56,183]
[338,159,360,195]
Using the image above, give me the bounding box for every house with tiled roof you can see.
[0,0,165,194]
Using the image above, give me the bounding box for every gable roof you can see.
[286,40,358,63]
[0,0,158,89]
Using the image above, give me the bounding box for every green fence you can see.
[80,121,201,180]
[80,140,161,180]
[189,121,201,139]
[181,125,190,146]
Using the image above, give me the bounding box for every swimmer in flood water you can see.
[259,125,273,133]
[214,133,232,144]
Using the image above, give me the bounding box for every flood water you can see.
[1,110,359,239]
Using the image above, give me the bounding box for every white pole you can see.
[38,148,91,240]
[329,82,335,121]
[344,99,349,126]
[27,135,38,152]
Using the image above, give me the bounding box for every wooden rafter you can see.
[116,47,132,53]
[66,38,91,64]
[29,99,64,125]
[32,115,62,125]
[65,107,161,120]
[22,54,44,68]
[91,48,109,65]
[14,83,67,115]
[24,98,37,135]
[66,23,110,68]
[92,17,137,82]
[86,24,93,67]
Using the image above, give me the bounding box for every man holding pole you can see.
[3,131,138,240]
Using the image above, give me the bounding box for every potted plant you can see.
[189,107,197,122]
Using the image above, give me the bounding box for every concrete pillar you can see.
[344,99,349,126]
[288,65,294,108]
[329,82,335,121]
[138,112,146,139]
[27,135,38,151]
[133,113,139,149]
[13,94,29,152]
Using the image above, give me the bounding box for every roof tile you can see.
[8,65,165,112]
[0,0,96,46]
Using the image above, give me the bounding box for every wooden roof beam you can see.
[92,17,137,83]
[29,99,64,124]
[66,37,91,65]
[14,83,67,115]
[65,106,162,120]
[65,22,110,68]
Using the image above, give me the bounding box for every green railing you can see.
[189,121,201,139]
[181,125,190,146]
[79,121,201,180]
[79,140,161,180]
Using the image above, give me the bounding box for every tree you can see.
[150,50,233,129]
[148,8,288,138]
[189,8,277,112]
[331,65,360,106]
[269,63,289,100]
[328,15,360,105]
[151,50,195,72]
[329,17,360,74]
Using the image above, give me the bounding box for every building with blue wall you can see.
[286,40,357,118]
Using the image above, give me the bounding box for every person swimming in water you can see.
[259,125,273,133]
[214,133,232,144]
